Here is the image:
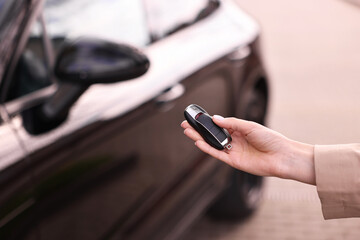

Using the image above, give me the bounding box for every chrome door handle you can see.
[155,83,185,104]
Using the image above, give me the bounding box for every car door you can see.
[1,1,235,240]
[14,74,232,240]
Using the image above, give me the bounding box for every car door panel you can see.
[4,53,233,239]
[119,65,235,240]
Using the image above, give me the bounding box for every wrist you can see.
[280,140,315,185]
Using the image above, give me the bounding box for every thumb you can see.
[212,115,256,133]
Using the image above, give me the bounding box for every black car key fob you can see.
[184,104,232,150]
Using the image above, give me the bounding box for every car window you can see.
[143,0,214,40]
[0,0,35,102]
[43,0,150,48]
[1,0,150,104]
[1,18,53,102]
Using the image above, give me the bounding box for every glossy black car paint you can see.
[54,38,150,85]
[0,0,269,239]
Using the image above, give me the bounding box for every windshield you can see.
[43,0,150,47]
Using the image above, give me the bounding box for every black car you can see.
[0,0,269,239]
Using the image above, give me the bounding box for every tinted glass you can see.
[2,19,52,102]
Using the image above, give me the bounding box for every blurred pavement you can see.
[184,0,360,239]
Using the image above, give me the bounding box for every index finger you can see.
[180,120,191,129]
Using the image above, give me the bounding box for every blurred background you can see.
[184,0,360,239]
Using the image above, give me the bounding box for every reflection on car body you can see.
[0,0,269,239]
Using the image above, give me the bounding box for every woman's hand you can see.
[181,115,315,185]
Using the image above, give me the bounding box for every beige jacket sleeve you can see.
[315,144,360,219]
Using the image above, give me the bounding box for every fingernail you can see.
[213,115,224,121]
[195,141,197,146]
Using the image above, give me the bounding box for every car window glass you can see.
[43,0,149,48]
[2,18,53,102]
[144,0,209,40]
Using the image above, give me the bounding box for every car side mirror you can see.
[54,38,150,84]
[23,38,150,135]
